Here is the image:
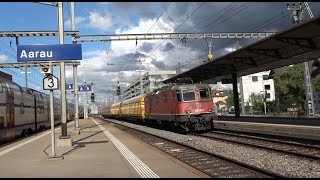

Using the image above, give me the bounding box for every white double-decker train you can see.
[0,71,83,143]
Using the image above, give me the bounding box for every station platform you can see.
[0,117,209,178]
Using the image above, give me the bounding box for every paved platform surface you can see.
[0,117,210,178]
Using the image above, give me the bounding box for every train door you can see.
[171,90,179,115]
[5,83,15,140]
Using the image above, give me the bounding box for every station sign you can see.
[43,74,59,90]
[66,83,74,91]
[79,85,92,92]
[17,44,82,62]
[65,84,92,92]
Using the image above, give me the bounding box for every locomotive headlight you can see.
[186,110,191,114]
[208,108,212,112]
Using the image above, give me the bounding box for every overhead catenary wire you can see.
[150,2,253,71]
[152,2,292,74]
[119,2,172,82]
[122,2,206,82]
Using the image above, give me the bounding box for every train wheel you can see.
[20,130,27,137]
[28,128,33,135]
[170,122,176,132]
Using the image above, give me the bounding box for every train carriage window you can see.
[182,90,195,101]
[5,83,12,94]
[0,83,2,93]
[199,88,211,100]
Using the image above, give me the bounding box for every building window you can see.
[263,75,269,80]
[266,93,271,99]
[252,76,258,82]
[265,85,271,90]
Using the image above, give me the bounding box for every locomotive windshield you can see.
[199,88,211,100]
[181,89,196,102]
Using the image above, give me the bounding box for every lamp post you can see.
[260,90,267,115]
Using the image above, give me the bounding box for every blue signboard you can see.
[66,84,74,91]
[79,85,92,92]
[17,44,82,62]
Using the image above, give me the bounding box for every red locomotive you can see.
[102,78,216,132]
[145,79,215,132]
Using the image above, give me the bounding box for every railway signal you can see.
[117,81,121,95]
[91,92,95,102]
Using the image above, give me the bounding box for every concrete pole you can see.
[139,57,143,95]
[232,73,240,118]
[49,62,55,157]
[73,65,79,127]
[83,66,88,119]
[58,2,68,137]
[235,41,245,116]
[25,67,28,88]
[70,2,79,128]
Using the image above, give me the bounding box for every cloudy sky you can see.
[0,2,320,107]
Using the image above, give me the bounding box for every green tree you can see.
[249,93,264,112]
[272,64,305,111]
[226,92,234,108]
[312,74,320,92]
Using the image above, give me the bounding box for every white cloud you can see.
[64,16,86,30]
[0,55,8,63]
[112,17,174,57]
[69,16,182,102]
[83,50,106,57]
[88,11,113,31]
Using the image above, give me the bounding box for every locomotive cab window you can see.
[199,88,211,100]
[182,89,195,102]
[176,91,182,102]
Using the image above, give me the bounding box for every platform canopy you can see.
[163,17,320,84]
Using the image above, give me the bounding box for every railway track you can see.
[191,131,320,161]
[109,120,285,178]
